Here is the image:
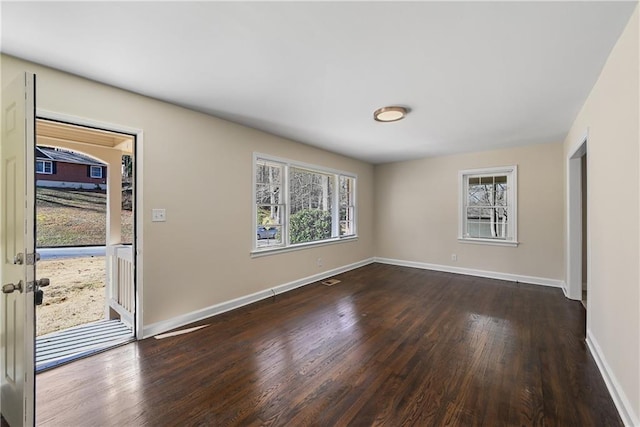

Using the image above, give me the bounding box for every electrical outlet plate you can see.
[152,208,166,222]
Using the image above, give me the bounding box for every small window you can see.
[36,160,53,174]
[90,165,103,178]
[459,166,518,246]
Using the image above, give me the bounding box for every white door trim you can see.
[566,129,588,301]
[35,109,144,338]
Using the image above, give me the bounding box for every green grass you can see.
[36,188,133,247]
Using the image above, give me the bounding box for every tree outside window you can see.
[459,166,518,246]
[254,155,356,251]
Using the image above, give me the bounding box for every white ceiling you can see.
[1,1,636,164]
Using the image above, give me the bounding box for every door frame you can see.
[35,109,144,338]
[566,129,588,302]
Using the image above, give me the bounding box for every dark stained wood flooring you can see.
[35,264,622,426]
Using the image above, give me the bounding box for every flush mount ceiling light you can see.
[373,106,407,122]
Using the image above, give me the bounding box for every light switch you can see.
[152,208,166,222]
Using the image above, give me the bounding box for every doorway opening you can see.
[34,118,136,371]
[567,134,588,314]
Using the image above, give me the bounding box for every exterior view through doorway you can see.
[34,118,136,371]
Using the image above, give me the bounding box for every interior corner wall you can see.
[374,142,565,283]
[0,54,375,330]
[563,5,640,424]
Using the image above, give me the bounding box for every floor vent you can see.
[322,278,341,286]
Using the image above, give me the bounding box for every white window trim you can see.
[90,165,103,178]
[36,160,53,174]
[252,152,358,254]
[458,165,519,247]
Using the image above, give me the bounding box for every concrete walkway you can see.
[38,246,106,259]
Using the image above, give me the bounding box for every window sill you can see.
[251,235,358,258]
[458,238,519,247]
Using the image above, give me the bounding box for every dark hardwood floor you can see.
[35,264,622,426]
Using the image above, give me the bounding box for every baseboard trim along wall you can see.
[586,330,639,427]
[374,257,567,291]
[142,257,375,338]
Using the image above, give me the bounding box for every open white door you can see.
[1,72,36,426]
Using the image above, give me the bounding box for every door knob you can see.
[2,281,23,294]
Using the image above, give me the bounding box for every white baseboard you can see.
[142,257,375,338]
[374,257,566,290]
[586,330,640,427]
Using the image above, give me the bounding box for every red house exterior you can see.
[36,146,107,190]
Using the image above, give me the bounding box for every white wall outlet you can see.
[317,257,323,267]
[451,254,457,262]
[152,208,166,222]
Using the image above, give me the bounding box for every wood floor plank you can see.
[35,264,623,426]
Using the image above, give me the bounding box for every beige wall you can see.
[374,142,565,281]
[1,55,375,329]
[563,6,640,423]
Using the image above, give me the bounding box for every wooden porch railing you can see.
[106,244,134,327]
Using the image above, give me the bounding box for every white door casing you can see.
[566,132,588,301]
[1,72,36,426]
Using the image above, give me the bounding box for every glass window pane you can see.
[479,176,494,185]
[468,183,490,206]
[256,225,283,247]
[495,182,507,206]
[466,207,481,220]
[340,220,354,236]
[289,168,333,244]
[256,205,284,247]
[467,221,480,238]
[340,176,354,206]
[289,208,332,244]
[256,161,282,185]
[255,183,281,204]
[257,204,283,226]
[290,168,333,214]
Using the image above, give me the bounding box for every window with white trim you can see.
[254,154,357,251]
[90,165,103,178]
[459,166,518,246]
[36,160,53,174]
